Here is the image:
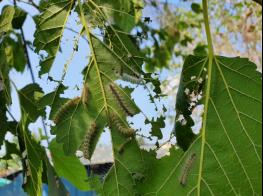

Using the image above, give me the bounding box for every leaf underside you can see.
[137,56,262,195]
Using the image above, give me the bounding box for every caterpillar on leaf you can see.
[81,83,89,106]
[115,67,144,85]
[109,84,137,117]
[180,153,197,187]
[81,123,98,160]
[110,114,135,136]
[53,97,80,124]
[119,72,144,85]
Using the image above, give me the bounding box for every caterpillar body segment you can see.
[110,114,135,136]
[114,66,144,85]
[180,153,197,187]
[53,97,81,124]
[81,123,98,160]
[81,83,89,106]
[109,84,137,117]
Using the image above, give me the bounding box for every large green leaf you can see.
[138,56,262,195]
[51,33,140,156]
[34,0,75,75]
[49,140,89,191]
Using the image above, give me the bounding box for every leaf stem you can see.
[202,0,214,58]
[197,0,214,195]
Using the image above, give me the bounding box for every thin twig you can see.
[16,0,40,10]
[7,108,17,122]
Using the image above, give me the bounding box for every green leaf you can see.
[174,56,206,150]
[2,141,20,160]
[191,3,202,14]
[145,116,165,140]
[38,84,68,120]
[0,91,8,142]
[89,0,139,32]
[21,126,45,196]
[49,140,90,191]
[18,84,45,122]
[1,35,27,72]
[45,156,69,196]
[52,34,139,156]
[12,7,27,29]
[100,125,146,196]
[34,0,75,75]
[168,56,262,195]
[0,6,15,36]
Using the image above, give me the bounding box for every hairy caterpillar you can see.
[116,70,144,85]
[109,84,136,117]
[114,66,144,85]
[118,137,132,154]
[81,83,89,106]
[180,153,197,187]
[53,97,80,124]
[110,114,135,136]
[81,123,98,160]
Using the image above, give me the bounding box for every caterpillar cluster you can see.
[81,83,89,106]
[81,123,98,160]
[110,114,135,136]
[109,84,137,117]
[180,153,197,187]
[53,97,81,124]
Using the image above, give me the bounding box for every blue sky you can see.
[0,0,181,150]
